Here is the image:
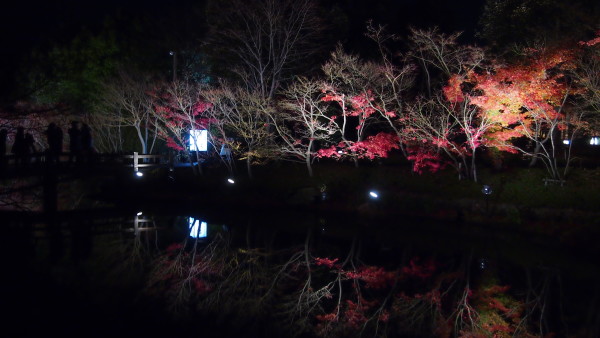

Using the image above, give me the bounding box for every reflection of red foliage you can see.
[314,257,339,269]
[401,257,436,279]
[192,277,211,294]
[344,266,396,289]
[166,243,184,253]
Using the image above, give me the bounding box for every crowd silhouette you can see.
[0,122,94,172]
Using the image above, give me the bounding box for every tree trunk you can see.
[306,155,313,177]
[471,151,477,183]
[529,142,542,167]
[246,155,253,180]
[135,126,147,154]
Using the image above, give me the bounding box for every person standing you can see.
[11,126,25,167]
[0,129,7,173]
[23,133,36,166]
[81,123,94,163]
[68,121,82,164]
[45,123,63,164]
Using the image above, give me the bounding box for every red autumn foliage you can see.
[401,257,436,279]
[405,145,448,174]
[314,257,340,269]
[316,132,399,160]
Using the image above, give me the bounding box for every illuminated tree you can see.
[204,84,276,179]
[0,102,71,151]
[575,32,600,134]
[402,27,489,179]
[317,43,411,164]
[96,70,159,154]
[460,48,577,180]
[271,78,338,177]
[150,80,214,175]
[408,27,485,96]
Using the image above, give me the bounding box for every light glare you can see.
[135,171,144,177]
[189,129,208,151]
[227,178,235,184]
[369,191,379,198]
[188,218,207,238]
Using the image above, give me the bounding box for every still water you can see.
[1,207,598,337]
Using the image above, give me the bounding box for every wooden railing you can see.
[122,152,167,171]
[1,151,169,171]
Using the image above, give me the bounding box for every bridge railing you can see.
[1,151,169,170]
[122,152,166,171]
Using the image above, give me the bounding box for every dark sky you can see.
[1,0,485,57]
[0,0,485,99]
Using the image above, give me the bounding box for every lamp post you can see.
[169,51,177,82]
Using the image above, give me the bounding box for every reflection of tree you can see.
[0,178,42,211]
[145,229,554,337]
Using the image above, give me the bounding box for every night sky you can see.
[0,0,485,98]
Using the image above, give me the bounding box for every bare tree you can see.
[271,78,338,177]
[408,27,485,96]
[205,83,276,179]
[206,0,323,99]
[321,38,415,161]
[97,70,159,154]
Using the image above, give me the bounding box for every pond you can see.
[1,206,598,337]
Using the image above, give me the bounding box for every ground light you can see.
[563,139,570,145]
[136,211,143,216]
[135,171,144,177]
[369,191,379,199]
[481,185,492,195]
[227,178,235,184]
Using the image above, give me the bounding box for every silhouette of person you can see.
[81,123,94,162]
[11,126,26,167]
[23,133,36,166]
[45,123,63,164]
[0,129,7,172]
[68,121,82,164]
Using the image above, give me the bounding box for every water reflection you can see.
[1,210,598,337]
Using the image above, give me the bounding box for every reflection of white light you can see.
[563,139,570,145]
[227,178,235,184]
[591,137,600,146]
[136,211,143,216]
[188,218,207,238]
[135,171,144,177]
[189,129,208,151]
[369,191,379,199]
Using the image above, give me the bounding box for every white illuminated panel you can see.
[189,129,208,151]
[590,137,600,146]
[188,218,207,238]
